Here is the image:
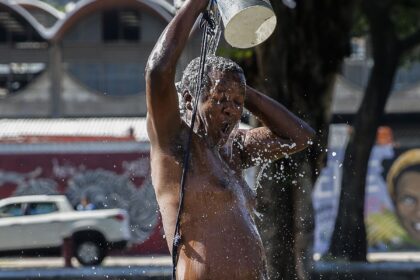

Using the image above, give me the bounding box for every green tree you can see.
[250,1,356,278]
[329,0,420,261]
[40,0,68,11]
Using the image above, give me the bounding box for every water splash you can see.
[255,163,270,189]
[224,123,240,160]
[206,7,222,56]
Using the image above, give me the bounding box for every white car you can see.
[0,195,131,266]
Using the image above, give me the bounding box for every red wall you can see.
[0,146,168,255]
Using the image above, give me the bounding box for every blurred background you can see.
[0,0,420,279]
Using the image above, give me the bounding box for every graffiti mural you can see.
[368,148,420,249]
[65,164,159,244]
[313,125,420,255]
[0,145,167,254]
[0,168,59,196]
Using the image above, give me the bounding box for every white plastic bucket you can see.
[217,0,277,49]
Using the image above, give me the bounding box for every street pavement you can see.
[1,252,419,270]
[1,253,419,280]
[2,252,419,269]
[0,255,172,269]
[0,255,172,280]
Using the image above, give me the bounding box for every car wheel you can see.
[74,239,105,266]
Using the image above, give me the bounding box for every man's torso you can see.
[150,126,267,279]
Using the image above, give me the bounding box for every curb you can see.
[0,266,171,280]
[313,261,420,280]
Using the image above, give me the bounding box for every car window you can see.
[0,203,24,217]
[25,202,58,215]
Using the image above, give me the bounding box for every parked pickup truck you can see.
[0,195,131,266]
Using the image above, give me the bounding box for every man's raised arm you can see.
[237,85,316,168]
[145,0,208,146]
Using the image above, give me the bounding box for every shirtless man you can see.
[145,0,315,278]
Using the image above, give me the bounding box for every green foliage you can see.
[217,47,254,61]
[352,1,420,65]
[400,50,420,68]
[352,1,420,39]
[392,1,420,64]
[351,6,369,37]
[391,1,420,39]
[39,0,67,12]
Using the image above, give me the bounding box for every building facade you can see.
[0,0,199,118]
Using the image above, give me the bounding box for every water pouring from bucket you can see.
[216,0,277,49]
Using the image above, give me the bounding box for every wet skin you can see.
[395,171,420,242]
[145,0,315,279]
[194,71,245,147]
[155,71,265,279]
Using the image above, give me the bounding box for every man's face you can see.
[395,171,420,241]
[197,70,245,147]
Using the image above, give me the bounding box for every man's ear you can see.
[183,91,193,110]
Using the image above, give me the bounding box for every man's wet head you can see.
[179,56,246,110]
[178,56,246,146]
